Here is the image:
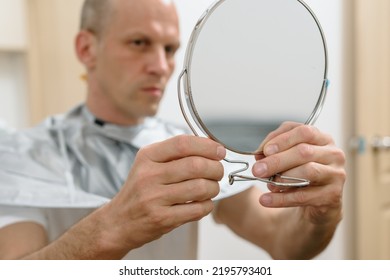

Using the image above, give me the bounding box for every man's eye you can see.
[131,39,147,47]
[165,45,178,56]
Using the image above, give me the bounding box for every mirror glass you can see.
[181,0,327,155]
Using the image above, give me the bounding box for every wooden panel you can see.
[354,0,390,259]
[378,151,390,205]
[380,209,390,258]
[26,0,85,125]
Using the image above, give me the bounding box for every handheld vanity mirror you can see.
[178,0,328,187]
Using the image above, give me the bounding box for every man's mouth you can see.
[142,86,163,98]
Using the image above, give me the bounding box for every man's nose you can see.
[147,47,170,76]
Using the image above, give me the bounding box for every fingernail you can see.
[254,162,267,177]
[260,194,272,206]
[265,144,278,155]
[216,146,226,159]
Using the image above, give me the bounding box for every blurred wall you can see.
[0,0,29,129]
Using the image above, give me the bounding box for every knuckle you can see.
[190,179,220,199]
[330,186,343,206]
[333,166,347,186]
[175,135,191,154]
[293,190,307,205]
[281,121,298,130]
[136,146,150,161]
[149,210,170,228]
[319,184,343,209]
[136,164,161,184]
[296,143,315,159]
[278,133,291,146]
[196,178,209,191]
[305,162,321,182]
[188,157,205,176]
[339,169,347,183]
[333,148,346,166]
[300,125,317,142]
[278,192,288,206]
[188,178,208,196]
[266,155,281,171]
[194,201,214,218]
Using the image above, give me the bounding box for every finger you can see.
[266,161,345,193]
[162,179,220,205]
[160,156,225,183]
[252,143,342,179]
[167,200,215,226]
[255,122,303,155]
[259,182,343,209]
[262,125,333,158]
[259,188,319,208]
[142,135,226,163]
[135,200,215,236]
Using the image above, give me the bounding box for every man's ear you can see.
[75,30,98,69]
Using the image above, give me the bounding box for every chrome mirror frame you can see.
[178,0,329,187]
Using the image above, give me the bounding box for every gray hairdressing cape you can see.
[0,104,252,259]
[0,104,250,208]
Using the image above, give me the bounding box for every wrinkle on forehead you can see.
[105,0,179,37]
[110,0,178,24]
[112,0,176,12]
[96,0,180,52]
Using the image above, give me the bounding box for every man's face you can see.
[90,0,180,124]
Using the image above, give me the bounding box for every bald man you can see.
[0,0,345,260]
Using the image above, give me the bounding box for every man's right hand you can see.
[0,135,225,260]
[96,135,226,256]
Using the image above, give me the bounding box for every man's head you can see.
[76,0,180,125]
[80,0,112,38]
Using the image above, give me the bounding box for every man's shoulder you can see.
[0,104,84,148]
[0,119,56,149]
[0,106,82,179]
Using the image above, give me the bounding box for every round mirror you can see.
[178,0,328,186]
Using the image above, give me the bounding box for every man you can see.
[0,0,345,259]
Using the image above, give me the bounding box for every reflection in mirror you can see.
[178,0,328,187]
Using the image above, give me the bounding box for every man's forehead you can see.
[104,0,179,39]
[161,0,174,4]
